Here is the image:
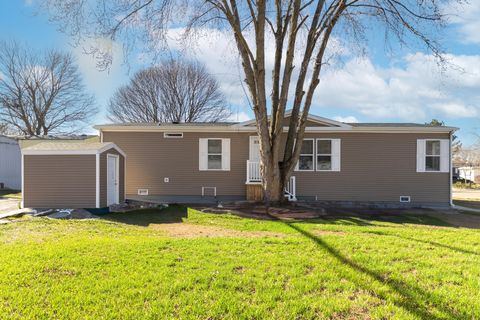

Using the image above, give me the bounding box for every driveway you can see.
[0,198,20,215]
[452,188,480,200]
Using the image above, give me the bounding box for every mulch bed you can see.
[194,203,327,220]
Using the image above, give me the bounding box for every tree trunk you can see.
[261,148,287,204]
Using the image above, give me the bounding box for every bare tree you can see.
[0,41,96,136]
[108,59,230,123]
[40,0,458,203]
[427,119,462,157]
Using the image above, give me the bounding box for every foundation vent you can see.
[138,189,149,196]
[399,196,411,203]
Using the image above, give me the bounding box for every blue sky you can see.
[1,1,479,145]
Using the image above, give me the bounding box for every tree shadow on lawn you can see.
[101,206,188,227]
[298,212,451,229]
[282,221,464,319]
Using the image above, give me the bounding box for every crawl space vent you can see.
[138,189,149,196]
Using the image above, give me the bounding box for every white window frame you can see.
[316,139,333,172]
[417,139,449,173]
[425,139,441,172]
[207,139,223,170]
[199,138,231,171]
[163,132,183,138]
[295,138,315,172]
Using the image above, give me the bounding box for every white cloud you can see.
[444,1,480,44]
[161,27,480,124]
[431,103,478,118]
[333,116,359,123]
[312,53,480,121]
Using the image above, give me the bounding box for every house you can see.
[0,135,21,190]
[21,112,457,209]
[457,167,480,184]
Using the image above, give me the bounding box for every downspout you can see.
[450,131,453,207]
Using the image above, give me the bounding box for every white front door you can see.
[249,136,260,161]
[107,154,119,206]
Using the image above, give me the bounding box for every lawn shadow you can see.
[294,212,452,229]
[101,206,188,227]
[281,219,463,319]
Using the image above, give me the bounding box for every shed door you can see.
[107,154,119,206]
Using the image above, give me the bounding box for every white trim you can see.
[233,111,352,129]
[314,138,341,172]
[315,139,333,172]
[21,142,127,157]
[95,153,100,208]
[95,126,456,134]
[295,138,315,172]
[301,113,351,128]
[417,139,450,173]
[450,132,453,207]
[416,139,426,173]
[200,138,230,171]
[163,132,184,138]
[20,154,24,208]
[100,131,103,143]
[106,153,120,206]
[399,196,411,203]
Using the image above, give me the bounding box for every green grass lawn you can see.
[1,207,479,319]
[0,189,22,200]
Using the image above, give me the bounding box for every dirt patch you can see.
[195,204,325,220]
[155,223,285,238]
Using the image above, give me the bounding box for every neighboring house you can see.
[0,135,21,190]
[20,112,457,209]
[457,167,480,184]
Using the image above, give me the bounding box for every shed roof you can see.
[22,142,126,157]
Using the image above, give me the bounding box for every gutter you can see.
[93,125,458,134]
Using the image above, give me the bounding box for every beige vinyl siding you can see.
[103,132,249,197]
[23,155,96,208]
[294,133,450,203]
[99,148,125,207]
[103,130,451,204]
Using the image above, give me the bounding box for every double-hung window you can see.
[416,139,449,173]
[199,138,231,171]
[316,139,332,171]
[297,139,314,171]
[207,139,222,170]
[296,138,341,171]
[425,140,441,171]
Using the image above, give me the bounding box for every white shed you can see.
[0,135,21,190]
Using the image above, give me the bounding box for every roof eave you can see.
[95,125,457,133]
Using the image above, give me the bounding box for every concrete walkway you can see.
[453,188,480,200]
[0,198,20,215]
